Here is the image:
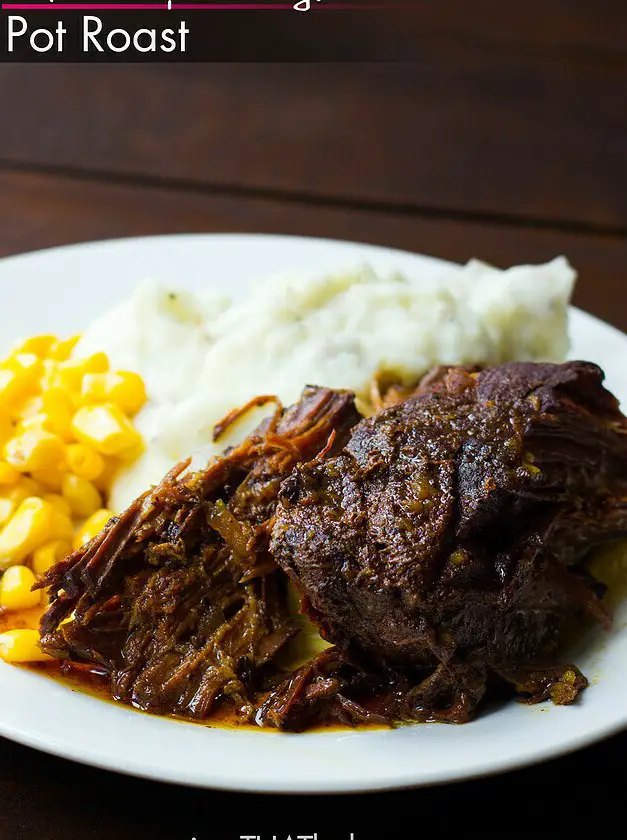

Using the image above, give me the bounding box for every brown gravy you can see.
[0,604,386,733]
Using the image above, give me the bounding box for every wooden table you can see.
[2,8,627,836]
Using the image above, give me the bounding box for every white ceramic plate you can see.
[0,233,626,794]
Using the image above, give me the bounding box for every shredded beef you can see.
[37,362,627,730]
[37,386,360,720]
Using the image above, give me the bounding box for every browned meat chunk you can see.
[271,362,627,722]
[37,386,360,721]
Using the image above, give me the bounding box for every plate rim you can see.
[0,232,625,794]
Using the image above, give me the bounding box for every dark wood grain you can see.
[395,0,627,53]
[1,168,626,331]
[2,6,627,834]
[1,52,627,228]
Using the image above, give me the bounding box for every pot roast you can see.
[37,361,627,729]
[37,386,359,719]
[269,362,627,724]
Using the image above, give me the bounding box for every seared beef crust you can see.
[271,363,627,718]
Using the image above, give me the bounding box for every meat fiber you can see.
[37,386,360,721]
[270,362,627,723]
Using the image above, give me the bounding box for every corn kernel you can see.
[73,508,113,550]
[61,473,101,518]
[54,360,86,393]
[117,436,143,464]
[44,357,104,394]
[30,467,64,493]
[66,443,105,482]
[93,457,120,493]
[81,371,146,416]
[42,389,75,435]
[4,429,66,473]
[19,391,75,441]
[12,335,57,358]
[19,411,72,442]
[32,540,71,577]
[0,485,48,526]
[42,494,71,518]
[0,368,31,409]
[83,352,109,374]
[0,338,141,575]
[0,414,13,445]
[42,387,75,414]
[79,373,108,404]
[2,355,42,399]
[49,512,74,542]
[11,395,44,421]
[14,415,43,434]
[5,477,42,505]
[0,462,20,486]
[71,403,140,456]
[0,498,16,526]
[20,392,74,441]
[0,497,53,569]
[0,564,40,610]
[39,360,57,392]
[48,335,80,362]
[7,352,43,379]
[0,629,50,663]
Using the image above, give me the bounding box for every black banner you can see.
[0,1,421,61]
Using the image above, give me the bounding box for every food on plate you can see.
[35,360,627,730]
[0,333,146,661]
[4,255,625,734]
[0,628,51,663]
[37,387,359,717]
[270,361,627,726]
[76,258,575,511]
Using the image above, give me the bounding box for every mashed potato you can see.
[76,258,575,511]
